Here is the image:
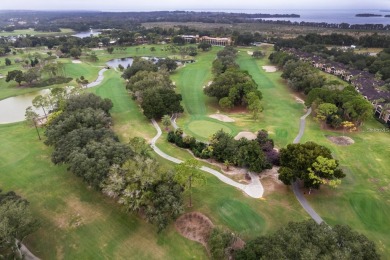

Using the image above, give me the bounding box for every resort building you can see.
[179,35,232,46]
[199,36,232,46]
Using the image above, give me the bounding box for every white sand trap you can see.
[262,66,277,72]
[234,132,257,140]
[72,60,82,64]
[207,81,213,86]
[247,51,253,55]
[295,96,305,104]
[209,114,235,122]
[0,75,4,79]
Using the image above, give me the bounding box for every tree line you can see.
[269,56,373,128]
[168,128,279,173]
[43,93,185,231]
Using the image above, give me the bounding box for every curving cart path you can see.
[150,119,264,198]
[290,108,324,224]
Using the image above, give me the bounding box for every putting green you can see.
[186,119,233,140]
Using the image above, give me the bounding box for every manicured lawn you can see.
[186,119,234,140]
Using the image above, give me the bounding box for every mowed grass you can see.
[234,47,305,148]
[186,119,234,140]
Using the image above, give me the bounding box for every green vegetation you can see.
[235,220,380,259]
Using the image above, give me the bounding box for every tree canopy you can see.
[278,142,345,189]
[0,190,39,259]
[235,220,380,260]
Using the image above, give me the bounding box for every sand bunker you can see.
[72,60,82,64]
[262,66,277,72]
[326,136,355,146]
[175,212,214,248]
[295,96,305,104]
[209,114,235,122]
[234,131,257,140]
[247,51,253,55]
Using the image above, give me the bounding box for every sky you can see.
[0,0,389,11]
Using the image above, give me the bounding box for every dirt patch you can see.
[175,212,214,248]
[259,167,285,196]
[72,60,82,64]
[262,66,277,72]
[326,135,354,146]
[50,196,103,229]
[209,114,235,122]
[234,131,257,140]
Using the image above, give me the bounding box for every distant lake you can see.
[73,30,101,38]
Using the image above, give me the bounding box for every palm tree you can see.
[161,115,172,131]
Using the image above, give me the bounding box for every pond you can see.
[0,89,50,124]
[73,29,101,38]
[106,57,134,69]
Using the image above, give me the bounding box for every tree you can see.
[5,58,11,66]
[235,220,380,260]
[198,42,212,51]
[175,159,205,207]
[252,50,265,59]
[279,142,345,189]
[161,115,172,131]
[107,46,114,54]
[315,103,338,126]
[208,227,235,260]
[141,88,184,119]
[172,36,185,45]
[23,67,41,85]
[122,59,158,79]
[70,47,81,59]
[5,70,24,86]
[219,97,233,111]
[88,52,99,62]
[32,95,48,117]
[0,190,39,259]
[156,58,178,72]
[342,97,373,126]
[103,157,183,232]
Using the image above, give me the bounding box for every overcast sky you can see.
[0,0,389,11]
